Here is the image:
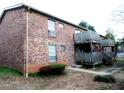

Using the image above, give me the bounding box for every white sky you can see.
[0,0,124,39]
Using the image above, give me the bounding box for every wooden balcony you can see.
[100,39,114,46]
[75,52,115,65]
[74,31,101,44]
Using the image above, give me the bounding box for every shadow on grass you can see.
[29,71,66,78]
[81,64,107,70]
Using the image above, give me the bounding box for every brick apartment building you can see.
[0,4,87,75]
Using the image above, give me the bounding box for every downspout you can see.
[25,7,29,78]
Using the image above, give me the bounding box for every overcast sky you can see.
[0,0,124,39]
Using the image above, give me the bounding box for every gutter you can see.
[25,7,30,78]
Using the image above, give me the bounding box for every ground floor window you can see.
[48,44,57,62]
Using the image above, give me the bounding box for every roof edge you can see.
[0,3,87,31]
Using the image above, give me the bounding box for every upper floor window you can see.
[60,45,66,52]
[59,23,64,29]
[48,19,56,37]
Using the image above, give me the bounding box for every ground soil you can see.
[0,69,123,90]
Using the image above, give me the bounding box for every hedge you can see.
[94,75,116,83]
[39,64,65,75]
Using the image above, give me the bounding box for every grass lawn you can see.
[0,66,65,77]
[0,67,124,89]
[114,59,124,65]
[0,67,23,77]
[81,64,110,71]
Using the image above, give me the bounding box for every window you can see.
[48,44,57,62]
[60,45,65,52]
[75,29,80,33]
[48,19,56,37]
[59,23,64,29]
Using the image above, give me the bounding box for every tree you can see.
[88,25,96,32]
[122,37,124,42]
[79,21,96,32]
[79,21,88,28]
[105,28,115,42]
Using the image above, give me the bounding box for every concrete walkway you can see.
[66,67,121,76]
[103,67,121,74]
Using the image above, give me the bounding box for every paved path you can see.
[67,66,122,76]
[66,67,111,75]
[68,58,124,76]
[103,67,121,74]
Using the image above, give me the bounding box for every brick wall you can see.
[0,8,26,72]
[28,11,76,72]
[0,7,85,73]
[28,12,49,72]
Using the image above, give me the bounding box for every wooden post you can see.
[90,41,93,63]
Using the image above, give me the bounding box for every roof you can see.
[0,3,87,31]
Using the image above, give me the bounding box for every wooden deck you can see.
[100,39,114,46]
[74,31,115,66]
[74,31,101,44]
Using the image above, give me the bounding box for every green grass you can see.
[0,67,23,77]
[114,59,124,68]
[28,72,42,77]
[114,59,124,73]
[93,64,106,71]
[115,60,124,65]
[81,64,106,71]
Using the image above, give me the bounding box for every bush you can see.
[39,64,65,75]
[94,75,116,83]
[102,59,113,66]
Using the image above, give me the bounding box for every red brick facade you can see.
[0,5,86,73]
[28,12,76,72]
[0,8,26,72]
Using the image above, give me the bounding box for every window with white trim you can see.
[48,44,57,62]
[59,23,64,29]
[48,19,56,37]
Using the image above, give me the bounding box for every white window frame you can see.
[48,44,57,62]
[59,23,64,29]
[48,19,56,37]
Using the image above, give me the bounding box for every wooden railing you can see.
[75,52,103,63]
[100,39,114,46]
[75,52,115,64]
[74,31,101,44]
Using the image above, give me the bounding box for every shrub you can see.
[39,64,65,75]
[102,59,113,66]
[94,75,116,83]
